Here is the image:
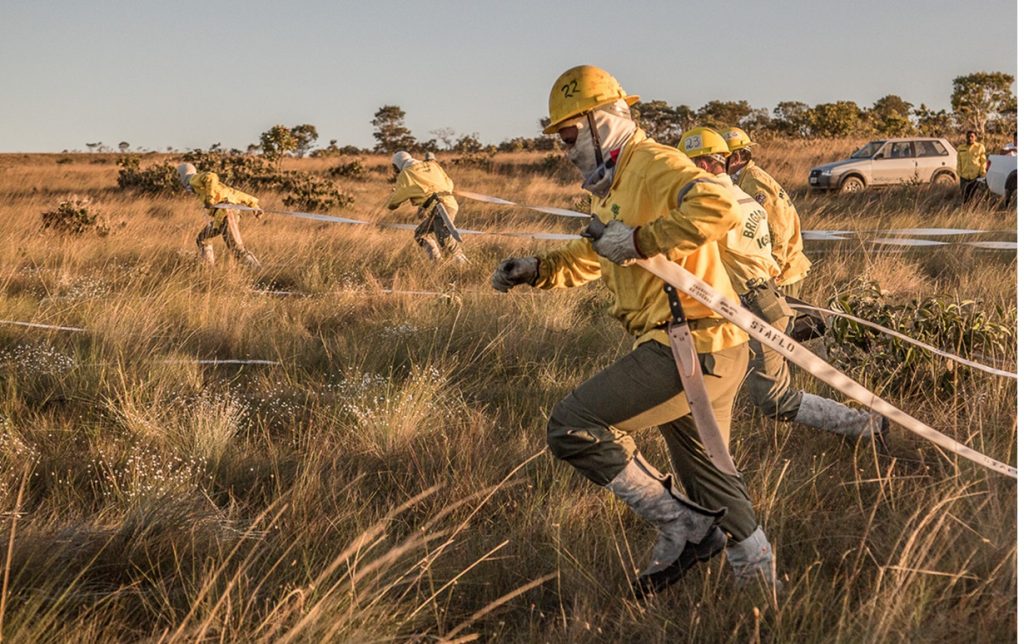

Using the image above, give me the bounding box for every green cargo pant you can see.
[546,340,758,541]
[414,201,464,260]
[744,312,804,420]
[777,279,803,298]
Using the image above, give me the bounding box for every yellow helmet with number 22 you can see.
[544,65,639,134]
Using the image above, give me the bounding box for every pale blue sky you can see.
[0,0,1016,152]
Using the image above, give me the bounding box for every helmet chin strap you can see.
[586,111,606,169]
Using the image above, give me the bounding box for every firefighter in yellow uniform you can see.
[386,151,467,263]
[178,163,262,269]
[491,66,777,596]
[679,128,886,439]
[720,128,811,298]
[956,130,987,203]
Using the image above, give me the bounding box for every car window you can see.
[852,141,884,159]
[913,140,948,157]
[886,142,913,159]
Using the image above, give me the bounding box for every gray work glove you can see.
[591,219,643,265]
[491,257,539,292]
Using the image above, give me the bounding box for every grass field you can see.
[0,140,1016,642]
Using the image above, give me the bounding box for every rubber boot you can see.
[726,526,779,590]
[794,393,887,441]
[449,244,469,265]
[197,243,216,266]
[605,453,727,597]
[239,251,262,271]
[417,236,442,261]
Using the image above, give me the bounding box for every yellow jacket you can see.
[711,173,780,295]
[734,162,811,287]
[956,142,987,180]
[386,160,459,218]
[535,129,748,354]
[188,172,260,225]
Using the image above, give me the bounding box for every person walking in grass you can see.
[720,127,811,299]
[679,127,887,443]
[386,151,468,263]
[492,65,778,596]
[177,163,263,269]
[956,130,988,204]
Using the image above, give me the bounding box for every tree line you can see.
[91,71,1014,156]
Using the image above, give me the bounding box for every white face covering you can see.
[564,100,637,197]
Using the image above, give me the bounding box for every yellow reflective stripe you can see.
[676,178,714,206]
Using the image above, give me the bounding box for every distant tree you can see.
[912,104,954,137]
[246,143,260,155]
[371,105,417,153]
[86,142,102,153]
[632,100,696,145]
[259,125,298,163]
[118,141,130,153]
[430,127,456,150]
[696,100,752,129]
[951,72,1016,134]
[770,101,811,137]
[739,108,771,134]
[452,133,483,153]
[807,101,866,138]
[869,95,914,136]
[290,124,319,157]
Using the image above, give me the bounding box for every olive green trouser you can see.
[744,313,804,420]
[777,279,803,298]
[196,211,253,264]
[546,340,757,541]
[414,201,463,259]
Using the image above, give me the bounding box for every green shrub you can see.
[279,174,354,211]
[327,160,367,181]
[41,195,110,236]
[825,278,1016,394]
[116,150,355,213]
[116,156,179,194]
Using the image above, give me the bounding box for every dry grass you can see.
[0,141,1016,642]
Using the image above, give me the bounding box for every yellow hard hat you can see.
[719,127,755,152]
[678,127,730,159]
[544,65,639,134]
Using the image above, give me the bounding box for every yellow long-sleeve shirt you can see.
[734,161,811,287]
[956,142,987,180]
[535,129,748,354]
[188,172,260,225]
[710,173,780,295]
[386,160,459,218]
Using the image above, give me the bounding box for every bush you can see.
[117,150,355,214]
[279,174,354,211]
[41,195,110,236]
[327,160,367,181]
[117,156,179,194]
[825,279,1015,395]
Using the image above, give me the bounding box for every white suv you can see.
[808,137,959,192]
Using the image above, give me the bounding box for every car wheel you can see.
[1003,172,1016,209]
[931,172,956,189]
[839,176,865,192]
